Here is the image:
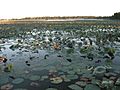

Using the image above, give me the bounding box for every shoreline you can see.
[0,18,113,24]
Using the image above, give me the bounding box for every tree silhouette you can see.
[111,12,120,19]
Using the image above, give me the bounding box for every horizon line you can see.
[0,15,111,20]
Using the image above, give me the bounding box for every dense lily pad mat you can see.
[0,19,120,90]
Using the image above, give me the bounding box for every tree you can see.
[111,12,120,19]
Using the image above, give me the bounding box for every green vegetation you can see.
[111,12,120,20]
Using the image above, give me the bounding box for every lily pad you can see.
[112,86,120,90]
[66,74,78,80]
[64,78,71,82]
[60,75,71,82]
[50,77,63,84]
[68,84,83,90]
[75,81,87,87]
[61,61,71,66]
[49,69,57,73]
[1,84,13,90]
[14,88,27,90]
[115,78,120,85]
[46,88,58,90]
[67,70,75,75]
[12,78,24,84]
[84,84,100,90]
[0,76,9,85]
[101,80,114,88]
[40,76,48,81]
[30,82,39,87]
[29,75,40,81]
[41,76,48,79]
[91,79,101,85]
[93,66,106,77]
[58,72,64,75]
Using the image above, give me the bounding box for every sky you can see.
[0,0,120,19]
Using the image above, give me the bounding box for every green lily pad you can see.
[75,81,87,87]
[50,77,63,84]
[66,74,78,80]
[60,75,71,82]
[101,80,114,88]
[0,76,9,85]
[68,84,83,90]
[61,62,71,66]
[40,76,48,81]
[41,76,48,79]
[12,78,24,84]
[0,84,13,90]
[14,88,27,90]
[46,88,58,90]
[84,84,100,90]
[64,78,71,82]
[112,86,120,90]
[93,66,106,76]
[115,78,120,85]
[58,71,64,75]
[91,79,101,85]
[29,75,40,81]
[67,70,75,75]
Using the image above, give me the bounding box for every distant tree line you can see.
[16,12,120,20]
[18,16,97,20]
[96,12,120,20]
[1,12,120,21]
[111,12,120,20]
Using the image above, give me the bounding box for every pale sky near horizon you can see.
[0,0,120,19]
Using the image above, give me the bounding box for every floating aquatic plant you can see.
[66,48,74,54]
[0,84,13,90]
[93,66,106,77]
[7,64,13,72]
[75,81,87,87]
[68,84,83,90]
[115,78,120,85]
[50,77,63,84]
[101,80,114,89]
[30,82,39,87]
[4,64,13,72]
[105,59,113,66]
[84,84,100,90]
[104,47,116,59]
[46,88,58,90]
[12,78,24,84]
[66,74,78,80]
[0,76,9,85]
[14,88,28,90]
[40,76,48,81]
[29,75,40,81]
[67,70,75,75]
